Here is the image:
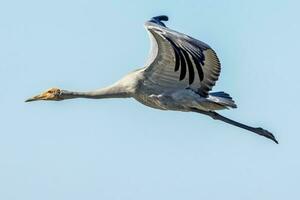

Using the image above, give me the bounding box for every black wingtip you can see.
[153,15,169,21]
[149,15,169,27]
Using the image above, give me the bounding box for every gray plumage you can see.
[26,15,278,144]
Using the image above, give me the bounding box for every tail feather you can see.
[210,91,232,99]
[209,91,237,109]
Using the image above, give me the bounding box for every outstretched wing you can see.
[143,16,221,96]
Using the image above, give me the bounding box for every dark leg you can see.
[192,109,278,144]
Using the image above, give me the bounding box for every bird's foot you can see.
[255,127,278,144]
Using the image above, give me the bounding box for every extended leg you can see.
[192,109,278,144]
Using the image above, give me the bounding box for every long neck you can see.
[60,84,132,100]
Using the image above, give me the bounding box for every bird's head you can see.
[25,88,63,102]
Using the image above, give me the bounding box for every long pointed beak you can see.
[25,95,42,102]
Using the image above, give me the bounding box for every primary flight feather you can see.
[26,15,278,144]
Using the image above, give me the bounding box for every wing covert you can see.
[143,16,221,96]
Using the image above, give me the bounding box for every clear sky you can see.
[1,0,299,199]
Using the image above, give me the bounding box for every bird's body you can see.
[26,15,278,143]
[123,68,231,112]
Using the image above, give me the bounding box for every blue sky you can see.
[1,0,300,199]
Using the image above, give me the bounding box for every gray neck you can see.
[60,84,131,100]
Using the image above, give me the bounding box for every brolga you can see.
[26,15,278,144]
